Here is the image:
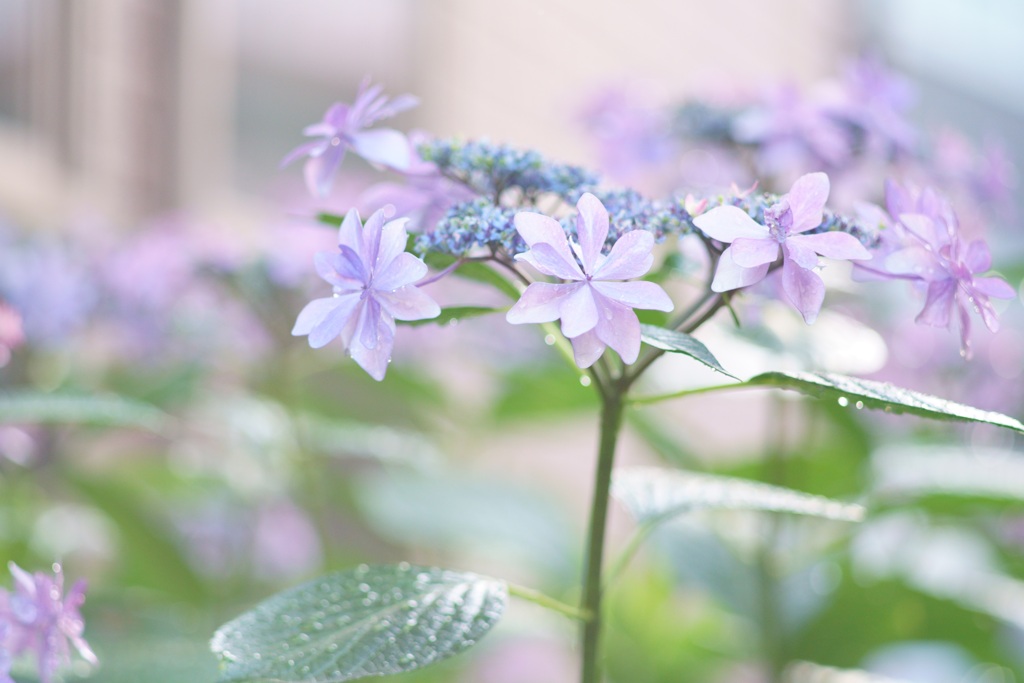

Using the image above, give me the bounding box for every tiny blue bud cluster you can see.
[414,198,522,256]
[418,138,598,201]
[564,187,695,245]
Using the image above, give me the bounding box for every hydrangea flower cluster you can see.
[0,563,96,683]
[413,198,522,256]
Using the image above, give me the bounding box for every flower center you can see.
[764,201,793,243]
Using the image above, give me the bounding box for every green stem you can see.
[508,583,591,622]
[628,380,746,406]
[580,388,626,683]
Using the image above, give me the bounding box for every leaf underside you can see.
[212,564,507,683]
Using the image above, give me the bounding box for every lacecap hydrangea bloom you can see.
[506,193,673,368]
[0,562,96,683]
[694,172,871,324]
[292,207,440,380]
[281,77,418,197]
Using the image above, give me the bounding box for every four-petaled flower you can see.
[506,193,674,368]
[693,172,871,324]
[886,213,1016,357]
[292,207,440,380]
[282,78,418,197]
[0,562,96,683]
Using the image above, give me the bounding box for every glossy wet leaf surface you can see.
[639,325,737,378]
[212,564,506,682]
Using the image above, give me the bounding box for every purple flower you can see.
[506,193,674,368]
[292,207,440,380]
[282,78,418,197]
[694,172,871,324]
[0,562,96,683]
[885,214,1016,357]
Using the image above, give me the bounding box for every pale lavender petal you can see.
[592,295,642,364]
[350,315,396,381]
[360,208,388,265]
[375,285,441,321]
[782,239,819,270]
[303,295,361,348]
[517,242,585,281]
[781,258,826,324]
[786,172,830,233]
[916,279,956,327]
[568,330,606,369]
[357,297,383,350]
[590,280,673,311]
[884,246,944,281]
[693,205,767,242]
[710,247,769,292]
[972,276,1015,299]
[336,245,370,284]
[374,252,429,291]
[292,297,345,336]
[337,208,362,253]
[970,292,1001,333]
[351,128,412,170]
[575,192,610,274]
[559,284,599,337]
[322,102,349,128]
[956,297,973,357]
[591,230,654,280]
[514,212,582,276]
[374,218,411,274]
[304,143,345,197]
[964,239,992,274]
[280,140,326,168]
[730,237,780,267]
[506,282,579,324]
[898,213,947,250]
[372,94,419,121]
[790,232,872,261]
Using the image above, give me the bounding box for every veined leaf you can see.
[639,325,737,379]
[746,371,1024,433]
[399,305,504,327]
[612,467,865,524]
[0,391,170,433]
[212,564,506,683]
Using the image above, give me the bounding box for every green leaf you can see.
[316,212,346,227]
[212,564,507,683]
[399,305,504,327]
[612,467,865,524]
[872,445,1024,503]
[0,391,170,433]
[639,325,737,379]
[746,371,1024,433]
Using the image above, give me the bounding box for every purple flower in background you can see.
[829,55,918,156]
[694,172,871,324]
[0,302,23,368]
[282,78,419,197]
[0,562,96,683]
[886,213,1015,357]
[506,193,674,368]
[292,207,440,380]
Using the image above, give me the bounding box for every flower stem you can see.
[508,583,592,622]
[579,387,626,683]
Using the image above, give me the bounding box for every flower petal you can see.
[592,295,642,364]
[374,252,429,291]
[964,239,993,274]
[971,276,1015,299]
[280,140,326,169]
[375,285,441,321]
[790,232,872,261]
[314,251,362,290]
[730,237,780,268]
[507,282,580,324]
[916,279,956,328]
[781,258,826,324]
[591,230,655,280]
[575,192,610,274]
[885,246,944,281]
[693,205,767,242]
[304,143,345,197]
[514,212,582,278]
[786,172,830,234]
[590,280,673,311]
[337,208,363,253]
[350,315,396,381]
[374,218,411,275]
[297,295,360,348]
[569,330,606,369]
[351,128,412,170]
[517,243,586,280]
[559,284,599,337]
[711,246,769,292]
[782,239,819,270]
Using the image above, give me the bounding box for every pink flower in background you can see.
[694,172,871,323]
[506,193,673,368]
[0,563,96,683]
[282,78,418,197]
[292,207,440,380]
[0,302,23,367]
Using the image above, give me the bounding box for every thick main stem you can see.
[580,389,626,683]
